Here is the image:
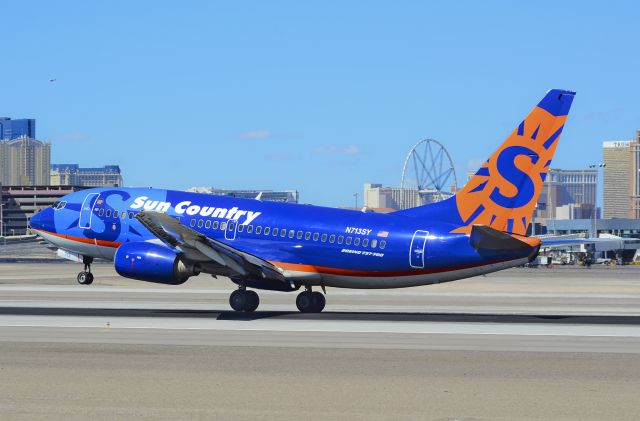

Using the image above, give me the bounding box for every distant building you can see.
[554,203,597,220]
[0,117,36,140]
[187,187,299,203]
[630,130,640,219]
[1,185,89,236]
[364,183,422,210]
[364,183,453,210]
[0,137,51,186]
[603,130,640,219]
[536,168,597,221]
[50,164,123,187]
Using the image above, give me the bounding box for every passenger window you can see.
[237,224,244,232]
[288,230,295,238]
[228,222,236,231]
[371,239,377,248]
[106,209,111,217]
[321,234,327,242]
[264,227,270,235]
[380,240,386,249]
[128,212,134,219]
[281,229,287,238]
[354,238,361,246]
[337,235,344,244]
[329,234,335,243]
[213,221,219,229]
[99,208,104,216]
[273,228,279,236]
[197,220,204,228]
[205,220,211,229]
[363,238,369,247]
[313,233,319,241]
[305,232,311,240]
[297,231,303,239]
[247,225,254,233]
[346,237,352,245]
[220,222,227,230]
[256,226,262,234]
[190,219,196,227]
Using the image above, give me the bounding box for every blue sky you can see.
[2,1,639,206]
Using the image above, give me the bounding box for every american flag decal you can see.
[377,230,389,238]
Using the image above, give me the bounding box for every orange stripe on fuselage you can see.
[33,229,122,249]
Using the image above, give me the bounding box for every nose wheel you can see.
[77,271,94,285]
[229,289,259,312]
[296,289,325,313]
[77,256,94,285]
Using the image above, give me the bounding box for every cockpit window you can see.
[51,201,67,210]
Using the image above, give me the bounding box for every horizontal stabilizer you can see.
[470,225,532,252]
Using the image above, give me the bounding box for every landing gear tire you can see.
[296,290,325,313]
[229,289,259,312]
[77,256,94,285]
[311,291,325,312]
[245,290,259,312]
[77,271,94,285]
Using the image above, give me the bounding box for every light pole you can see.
[354,193,359,209]
[0,203,3,238]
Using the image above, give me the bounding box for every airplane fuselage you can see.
[31,187,535,289]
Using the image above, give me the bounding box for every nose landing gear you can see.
[77,256,94,285]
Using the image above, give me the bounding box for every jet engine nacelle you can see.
[114,242,200,285]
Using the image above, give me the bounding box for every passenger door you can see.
[409,230,429,268]
[78,193,100,229]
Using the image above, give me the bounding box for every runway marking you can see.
[0,286,638,299]
[1,316,640,337]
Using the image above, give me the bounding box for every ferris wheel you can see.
[400,139,458,203]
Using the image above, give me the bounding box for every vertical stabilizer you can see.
[396,89,576,236]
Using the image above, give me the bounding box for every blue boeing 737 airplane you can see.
[29,89,575,313]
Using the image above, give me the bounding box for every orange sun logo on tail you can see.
[453,90,575,236]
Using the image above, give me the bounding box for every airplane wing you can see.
[537,234,634,249]
[135,211,286,282]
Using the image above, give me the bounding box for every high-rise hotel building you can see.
[603,130,640,218]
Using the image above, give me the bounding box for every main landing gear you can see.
[295,287,325,313]
[229,287,260,312]
[227,285,326,313]
[77,256,94,285]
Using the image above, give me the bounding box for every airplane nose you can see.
[30,208,53,232]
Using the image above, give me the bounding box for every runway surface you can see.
[1,262,640,419]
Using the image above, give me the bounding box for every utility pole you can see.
[354,193,359,209]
